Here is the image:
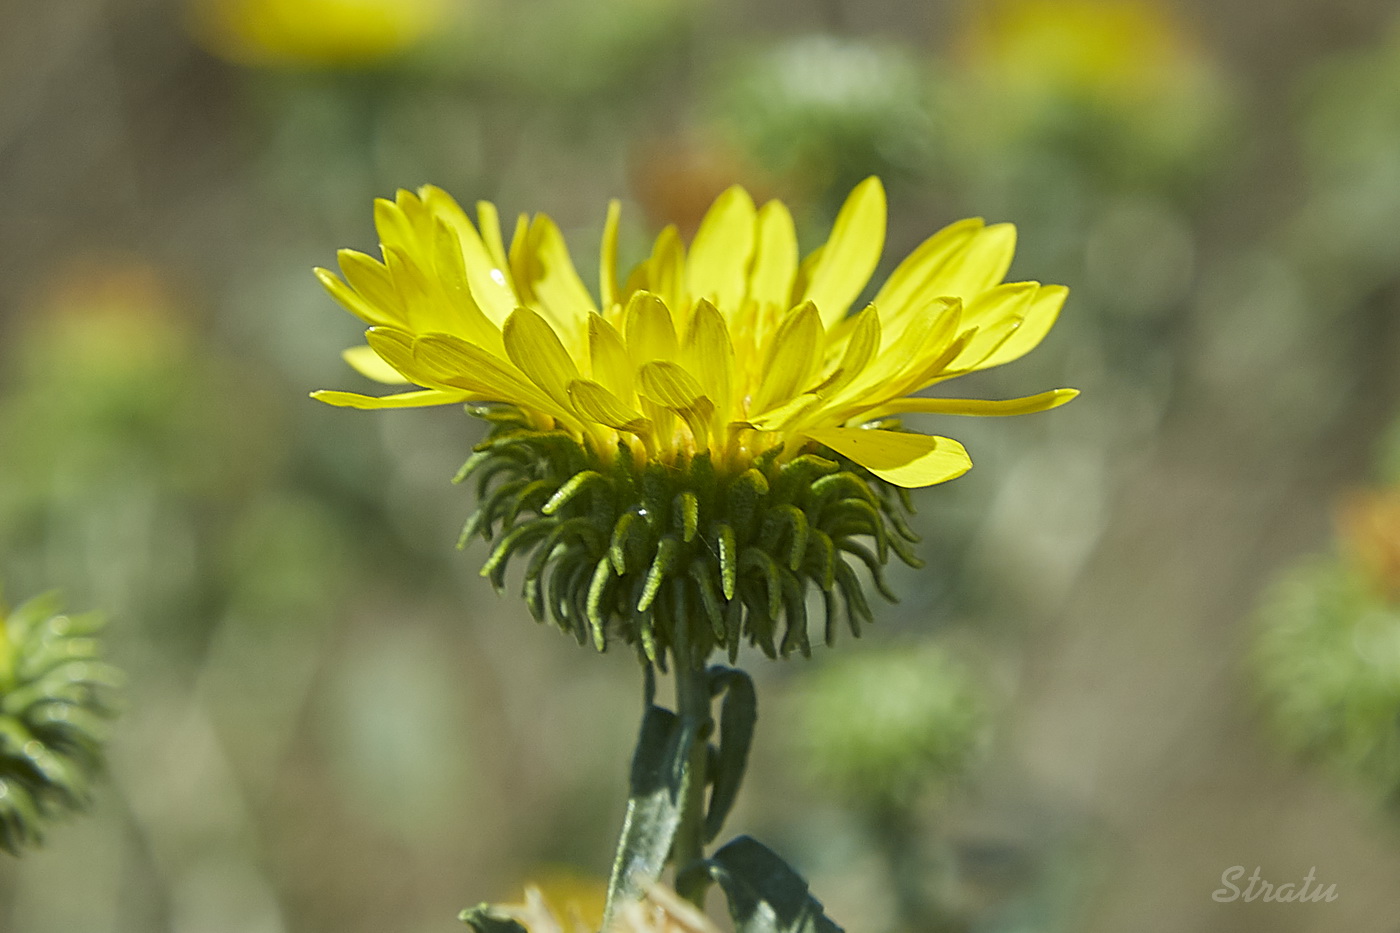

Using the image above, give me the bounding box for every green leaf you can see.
[604,704,693,923]
[681,836,844,933]
[458,905,528,933]
[704,667,756,843]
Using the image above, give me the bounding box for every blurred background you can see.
[3,0,1400,931]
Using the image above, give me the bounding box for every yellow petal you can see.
[638,360,709,412]
[365,326,435,385]
[683,298,735,418]
[638,361,716,443]
[568,379,651,433]
[599,198,622,311]
[827,298,961,412]
[395,188,433,243]
[508,211,530,289]
[429,219,503,353]
[338,250,404,322]
[750,393,822,431]
[751,301,823,415]
[429,217,472,299]
[342,344,410,384]
[972,285,1068,371]
[624,291,679,363]
[316,266,394,327]
[686,185,757,312]
[382,244,437,331]
[804,427,971,487]
[871,218,983,321]
[587,312,635,402]
[962,281,1039,329]
[876,297,964,386]
[502,307,582,410]
[644,225,686,319]
[412,333,564,417]
[802,177,886,326]
[374,195,420,254]
[522,214,598,328]
[418,186,517,325]
[476,200,510,273]
[792,243,824,304]
[942,317,1023,375]
[936,283,1037,372]
[886,322,980,398]
[819,304,881,398]
[875,388,1079,417]
[748,199,799,311]
[923,222,1017,302]
[311,388,470,409]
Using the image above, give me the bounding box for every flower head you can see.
[313,180,1074,665]
[188,0,452,68]
[315,177,1074,487]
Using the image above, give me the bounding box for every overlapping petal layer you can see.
[314,178,1075,486]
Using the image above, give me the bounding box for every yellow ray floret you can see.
[313,178,1076,487]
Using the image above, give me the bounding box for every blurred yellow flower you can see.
[508,868,608,931]
[314,178,1075,487]
[959,0,1194,102]
[470,884,718,933]
[188,0,452,68]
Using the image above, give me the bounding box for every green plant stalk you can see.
[671,647,713,908]
[601,604,721,925]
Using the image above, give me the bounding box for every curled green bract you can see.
[458,406,922,668]
[0,590,122,854]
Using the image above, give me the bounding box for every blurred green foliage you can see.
[794,644,989,808]
[1253,559,1400,800]
[711,36,935,210]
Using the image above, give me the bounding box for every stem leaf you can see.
[604,705,690,925]
[678,835,845,933]
[458,906,528,933]
[703,667,756,843]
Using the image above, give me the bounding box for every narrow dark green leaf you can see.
[703,667,756,843]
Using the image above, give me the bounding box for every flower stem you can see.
[671,652,712,907]
[602,617,716,925]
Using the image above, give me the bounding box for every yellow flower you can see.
[187,0,452,68]
[314,177,1074,488]
[959,0,1195,102]
[465,883,718,933]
